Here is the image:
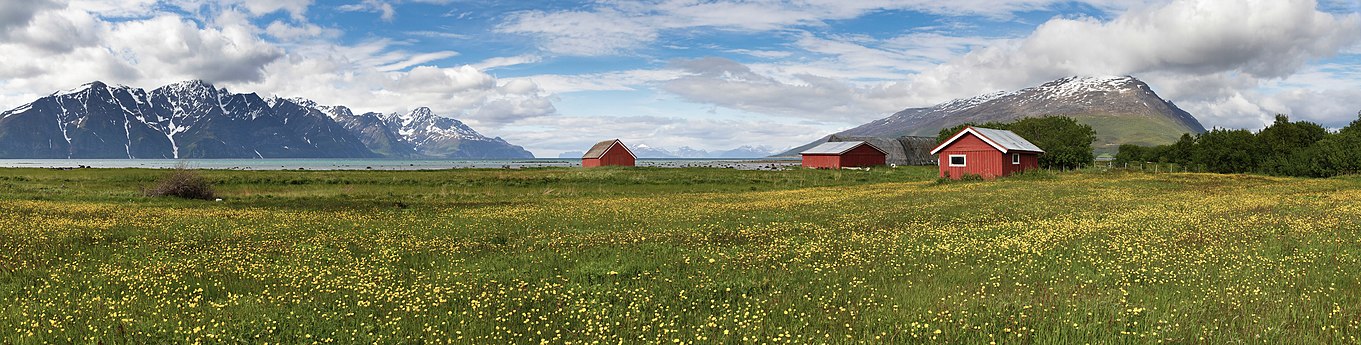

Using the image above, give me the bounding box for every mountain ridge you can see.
[778,76,1206,156]
[0,80,533,159]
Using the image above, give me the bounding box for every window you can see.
[948,154,966,167]
[1012,153,1020,165]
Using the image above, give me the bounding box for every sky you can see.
[1,0,1359,157]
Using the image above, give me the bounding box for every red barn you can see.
[582,139,636,167]
[930,127,1043,179]
[800,141,888,169]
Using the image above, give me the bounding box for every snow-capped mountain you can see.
[779,76,1206,156]
[0,80,532,159]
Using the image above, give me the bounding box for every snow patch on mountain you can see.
[0,80,533,159]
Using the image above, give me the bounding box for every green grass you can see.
[2,166,1361,343]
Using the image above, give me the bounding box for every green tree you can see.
[1006,116,1096,169]
[1114,144,1146,164]
[1304,111,1361,176]
[1256,114,1327,176]
[1192,128,1260,174]
[1164,133,1196,165]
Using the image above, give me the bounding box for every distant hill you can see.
[0,80,533,159]
[630,144,779,158]
[778,76,1206,156]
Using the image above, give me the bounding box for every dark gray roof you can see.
[801,141,880,155]
[826,135,938,166]
[583,139,632,159]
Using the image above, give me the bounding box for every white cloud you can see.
[0,0,61,34]
[377,51,461,72]
[264,20,341,41]
[338,0,396,21]
[497,0,1141,56]
[0,0,556,130]
[1,7,101,53]
[497,9,657,56]
[660,0,1361,129]
[661,57,892,122]
[66,0,160,17]
[514,69,685,94]
[234,0,313,19]
[727,49,794,59]
[892,0,1361,106]
[472,55,542,70]
[108,15,284,83]
[406,30,470,40]
[499,115,827,156]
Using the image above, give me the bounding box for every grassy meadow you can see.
[2,166,1361,343]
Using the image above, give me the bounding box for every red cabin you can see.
[800,141,888,169]
[930,127,1043,179]
[582,139,636,167]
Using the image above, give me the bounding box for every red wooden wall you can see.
[582,145,635,167]
[839,145,887,167]
[937,133,1039,179]
[802,144,886,169]
[801,154,842,169]
[1002,152,1040,176]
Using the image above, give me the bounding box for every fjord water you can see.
[0,158,797,170]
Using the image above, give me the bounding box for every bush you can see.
[145,167,215,200]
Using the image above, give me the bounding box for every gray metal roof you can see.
[972,127,1044,153]
[801,141,884,155]
[826,135,937,165]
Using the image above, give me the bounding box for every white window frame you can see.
[1012,153,1020,165]
[948,154,967,167]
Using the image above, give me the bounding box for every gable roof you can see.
[800,141,888,155]
[929,126,1044,155]
[827,135,937,165]
[582,139,636,159]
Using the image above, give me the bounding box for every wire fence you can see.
[1044,162,1209,174]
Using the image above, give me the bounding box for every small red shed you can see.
[800,141,888,169]
[930,127,1043,179]
[582,139,636,167]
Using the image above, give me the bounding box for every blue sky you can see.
[1,0,1360,156]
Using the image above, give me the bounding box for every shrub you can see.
[145,167,215,200]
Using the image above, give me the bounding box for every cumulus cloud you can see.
[0,7,282,97]
[890,0,1361,121]
[2,7,101,53]
[0,0,61,34]
[0,0,556,130]
[109,15,285,83]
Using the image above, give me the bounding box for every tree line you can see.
[1115,114,1361,177]
[937,116,1096,170]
